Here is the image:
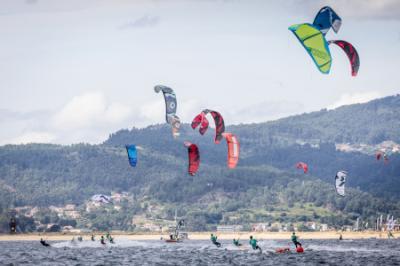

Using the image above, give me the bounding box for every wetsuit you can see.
[40,239,50,247]
[233,239,241,246]
[249,238,261,252]
[211,235,221,247]
[291,234,301,248]
[100,237,106,245]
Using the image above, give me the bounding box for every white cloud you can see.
[119,15,160,29]
[0,92,140,145]
[225,100,306,124]
[52,92,134,130]
[293,0,400,20]
[139,99,165,125]
[328,91,382,110]
[8,131,55,144]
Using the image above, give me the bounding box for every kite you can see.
[329,40,360,76]
[154,85,181,137]
[296,162,308,174]
[313,6,342,35]
[191,109,225,144]
[184,141,200,176]
[126,145,137,167]
[222,133,240,169]
[289,23,332,74]
[335,170,347,196]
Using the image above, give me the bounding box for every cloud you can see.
[225,100,306,124]
[8,131,55,144]
[0,92,141,145]
[291,0,400,20]
[119,15,160,29]
[25,0,38,5]
[328,91,382,109]
[52,92,133,129]
[138,98,203,125]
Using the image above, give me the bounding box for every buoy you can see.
[296,246,304,253]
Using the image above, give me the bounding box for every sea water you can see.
[1,238,399,265]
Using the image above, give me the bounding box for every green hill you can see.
[0,95,399,232]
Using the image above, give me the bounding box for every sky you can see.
[0,0,399,145]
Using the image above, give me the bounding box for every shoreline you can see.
[0,231,397,241]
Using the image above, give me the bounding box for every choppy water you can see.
[1,238,399,265]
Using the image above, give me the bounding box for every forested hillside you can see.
[0,95,399,231]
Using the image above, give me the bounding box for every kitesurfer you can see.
[210,233,221,247]
[233,238,241,247]
[40,238,50,247]
[388,231,394,239]
[106,232,111,240]
[77,235,83,242]
[100,236,106,245]
[109,236,115,244]
[291,232,302,248]
[249,236,262,253]
[91,234,95,241]
[339,234,343,240]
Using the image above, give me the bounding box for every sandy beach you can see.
[0,231,398,241]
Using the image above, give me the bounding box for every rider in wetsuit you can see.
[291,232,302,248]
[40,238,50,247]
[210,234,221,247]
[249,236,261,253]
[233,238,241,246]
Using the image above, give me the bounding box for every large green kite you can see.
[289,23,332,74]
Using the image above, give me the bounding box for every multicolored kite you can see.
[154,85,181,138]
[191,109,225,144]
[289,23,332,74]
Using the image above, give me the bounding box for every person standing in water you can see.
[249,236,262,253]
[100,236,106,245]
[291,232,302,248]
[210,233,221,247]
[91,234,95,241]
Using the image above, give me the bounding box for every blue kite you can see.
[125,145,137,167]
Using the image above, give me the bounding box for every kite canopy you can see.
[154,85,181,137]
[313,6,342,35]
[191,112,209,135]
[296,162,308,174]
[335,170,347,196]
[289,23,332,74]
[184,141,200,176]
[91,194,112,204]
[222,133,240,169]
[376,151,383,161]
[191,109,225,144]
[376,151,389,164]
[329,40,360,76]
[125,145,137,167]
